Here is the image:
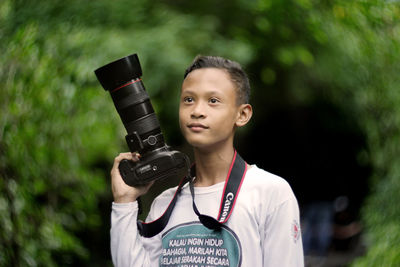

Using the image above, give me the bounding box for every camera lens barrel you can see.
[94,54,163,154]
[110,81,159,134]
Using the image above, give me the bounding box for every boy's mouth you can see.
[187,123,209,131]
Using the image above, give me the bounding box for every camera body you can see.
[94,54,189,186]
[119,148,188,186]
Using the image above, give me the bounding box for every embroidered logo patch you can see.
[291,220,301,243]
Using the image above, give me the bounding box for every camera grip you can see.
[118,151,190,187]
[118,159,144,186]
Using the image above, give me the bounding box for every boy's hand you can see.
[111,152,154,203]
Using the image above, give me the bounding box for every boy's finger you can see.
[131,152,141,161]
[113,152,133,166]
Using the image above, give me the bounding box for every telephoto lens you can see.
[94,54,190,186]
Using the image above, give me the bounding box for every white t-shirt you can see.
[111,165,304,267]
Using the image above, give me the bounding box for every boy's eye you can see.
[183,97,194,103]
[209,98,219,104]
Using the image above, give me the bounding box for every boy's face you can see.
[179,68,245,150]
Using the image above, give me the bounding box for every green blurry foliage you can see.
[297,2,400,265]
[270,1,399,265]
[0,13,119,267]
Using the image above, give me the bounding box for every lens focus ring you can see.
[113,90,149,110]
[125,113,160,135]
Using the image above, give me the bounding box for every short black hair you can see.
[184,55,250,104]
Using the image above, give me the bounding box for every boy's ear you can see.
[235,104,253,127]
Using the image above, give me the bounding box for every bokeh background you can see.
[1,0,399,266]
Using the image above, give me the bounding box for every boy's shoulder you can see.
[242,164,296,203]
[245,164,291,188]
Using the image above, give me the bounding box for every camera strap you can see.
[137,150,247,237]
[189,151,247,230]
[137,175,190,238]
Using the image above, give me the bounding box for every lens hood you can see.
[94,54,142,91]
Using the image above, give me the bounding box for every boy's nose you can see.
[191,103,206,119]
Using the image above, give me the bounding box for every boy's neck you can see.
[193,145,235,187]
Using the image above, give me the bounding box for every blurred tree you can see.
[307,2,400,265]
[0,12,120,267]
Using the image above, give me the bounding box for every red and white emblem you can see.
[292,220,301,243]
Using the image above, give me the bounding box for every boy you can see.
[110,56,304,266]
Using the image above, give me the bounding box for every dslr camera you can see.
[94,54,190,186]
